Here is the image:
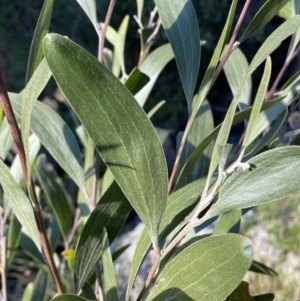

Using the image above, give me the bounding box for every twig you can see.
[211,0,252,87]
[0,69,64,294]
[167,0,252,193]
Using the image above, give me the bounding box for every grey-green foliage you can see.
[1,1,300,301]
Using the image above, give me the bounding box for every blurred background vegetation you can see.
[1,0,300,299]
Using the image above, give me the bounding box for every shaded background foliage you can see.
[1,0,298,131]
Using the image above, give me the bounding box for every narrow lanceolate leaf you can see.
[76,0,99,31]
[190,0,238,135]
[135,44,174,107]
[7,214,22,266]
[213,209,241,235]
[243,56,272,148]
[136,0,144,22]
[26,0,54,83]
[0,160,40,249]
[240,0,290,42]
[248,15,300,75]
[250,260,278,277]
[75,181,131,292]
[30,269,48,301]
[206,147,300,219]
[176,96,283,186]
[0,117,13,160]
[176,100,214,188]
[10,93,86,195]
[147,234,253,301]
[102,229,119,301]
[224,47,252,110]
[126,178,205,300]
[51,294,90,301]
[35,155,72,240]
[124,67,150,95]
[21,58,52,185]
[43,34,168,242]
[155,0,200,106]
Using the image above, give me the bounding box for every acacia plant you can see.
[1,0,300,300]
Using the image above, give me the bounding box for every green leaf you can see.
[43,33,168,242]
[278,1,293,19]
[21,283,34,301]
[26,0,54,83]
[136,0,144,22]
[176,100,214,188]
[243,56,272,148]
[206,147,300,219]
[51,294,90,301]
[176,93,284,187]
[10,133,40,186]
[75,181,131,292]
[0,117,13,160]
[249,260,278,277]
[190,0,238,137]
[224,47,252,110]
[248,15,300,75]
[135,44,174,107]
[10,93,86,195]
[30,269,48,301]
[7,214,22,266]
[124,67,150,95]
[126,178,206,300]
[147,234,253,301]
[213,209,241,235]
[76,0,99,31]
[35,155,72,240]
[244,109,287,161]
[240,0,290,42]
[102,228,119,301]
[0,160,40,249]
[147,101,166,119]
[155,0,200,105]
[22,58,52,185]
[253,293,275,301]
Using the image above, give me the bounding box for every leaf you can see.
[75,181,131,292]
[21,283,34,301]
[7,214,22,266]
[43,33,168,242]
[0,117,13,160]
[147,234,253,301]
[136,0,144,22]
[10,133,40,186]
[135,44,174,107]
[253,293,275,301]
[213,209,241,235]
[30,269,48,301]
[124,67,150,95]
[206,147,300,219]
[51,294,91,301]
[249,260,278,277]
[22,58,52,185]
[223,47,252,110]
[10,93,86,195]
[243,56,272,148]
[176,100,214,188]
[76,0,99,31]
[35,155,72,240]
[248,15,300,75]
[240,0,290,42]
[189,0,238,138]
[278,1,293,19]
[102,228,119,301]
[175,94,284,187]
[244,109,287,161]
[227,281,254,301]
[147,101,166,119]
[155,0,200,106]
[26,0,54,83]
[0,160,40,249]
[126,178,206,300]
